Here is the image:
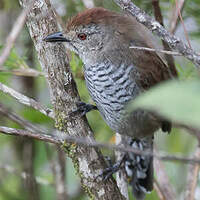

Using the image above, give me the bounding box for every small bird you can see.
[44,7,176,199]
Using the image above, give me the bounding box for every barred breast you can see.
[84,58,160,138]
[84,58,138,132]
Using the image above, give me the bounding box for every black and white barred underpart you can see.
[125,137,153,200]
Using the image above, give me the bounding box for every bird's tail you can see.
[125,137,154,200]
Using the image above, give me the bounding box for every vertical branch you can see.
[22,141,40,200]
[18,0,125,199]
[55,146,68,200]
[154,148,176,200]
[184,145,200,200]
[21,31,40,200]
[46,145,68,200]
[152,0,177,77]
[115,133,129,200]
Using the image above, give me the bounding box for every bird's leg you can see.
[97,154,127,181]
[71,101,98,116]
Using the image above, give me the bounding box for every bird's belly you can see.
[84,63,159,138]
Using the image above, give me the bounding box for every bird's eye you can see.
[77,33,87,40]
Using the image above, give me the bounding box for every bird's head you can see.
[44,7,137,64]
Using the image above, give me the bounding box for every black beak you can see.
[43,32,70,43]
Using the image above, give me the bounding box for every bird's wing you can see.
[131,48,174,90]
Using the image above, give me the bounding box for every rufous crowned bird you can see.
[44,7,176,200]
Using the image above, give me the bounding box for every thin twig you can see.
[114,0,200,68]
[0,126,60,144]
[0,102,46,133]
[115,133,129,199]
[2,125,200,165]
[54,147,68,200]
[0,82,54,118]
[154,180,166,200]
[184,145,200,200]
[175,0,191,48]
[154,147,176,200]
[45,144,68,200]
[0,68,45,77]
[129,46,181,56]
[0,0,35,67]
[170,0,185,34]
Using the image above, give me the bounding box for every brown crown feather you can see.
[66,7,117,31]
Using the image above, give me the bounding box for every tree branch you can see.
[184,145,200,200]
[0,102,46,133]
[1,125,200,166]
[152,0,177,77]
[0,126,60,144]
[0,82,54,118]
[0,0,35,67]
[170,0,186,34]
[18,0,125,199]
[154,148,176,200]
[115,133,129,200]
[0,68,45,77]
[114,0,200,68]
[129,46,181,56]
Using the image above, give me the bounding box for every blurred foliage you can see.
[0,0,200,200]
[131,80,200,129]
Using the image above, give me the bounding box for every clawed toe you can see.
[70,101,98,116]
[96,155,126,181]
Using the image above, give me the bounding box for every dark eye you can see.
[78,33,87,40]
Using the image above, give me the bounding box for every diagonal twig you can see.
[0,102,46,133]
[0,82,54,118]
[175,0,191,49]
[170,0,186,34]
[0,0,35,67]
[154,180,166,200]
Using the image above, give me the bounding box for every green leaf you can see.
[130,80,200,129]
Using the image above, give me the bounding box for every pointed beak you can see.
[43,32,70,43]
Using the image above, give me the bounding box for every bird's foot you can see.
[70,101,98,116]
[97,155,126,181]
[161,120,171,134]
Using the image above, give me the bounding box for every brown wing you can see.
[132,49,174,90]
[115,15,177,90]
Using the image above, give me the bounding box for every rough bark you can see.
[18,0,125,199]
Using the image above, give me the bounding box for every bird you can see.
[44,7,177,200]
